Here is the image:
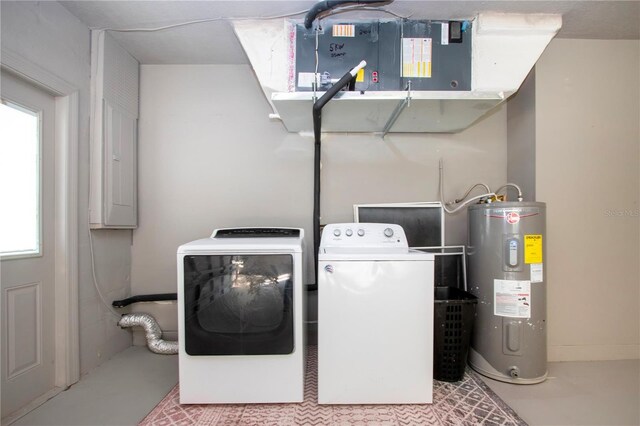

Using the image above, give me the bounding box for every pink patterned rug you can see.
[140,347,526,425]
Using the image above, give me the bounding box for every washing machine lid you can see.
[178,227,304,254]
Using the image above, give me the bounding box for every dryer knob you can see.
[357,229,365,237]
[384,228,394,238]
[333,229,341,237]
[345,229,353,237]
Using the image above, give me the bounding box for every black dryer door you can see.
[183,253,294,355]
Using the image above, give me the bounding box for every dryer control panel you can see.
[320,223,409,253]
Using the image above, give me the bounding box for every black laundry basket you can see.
[434,286,478,382]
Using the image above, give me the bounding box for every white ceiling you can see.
[60,0,640,64]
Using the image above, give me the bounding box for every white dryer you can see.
[177,228,305,404]
[318,223,434,404]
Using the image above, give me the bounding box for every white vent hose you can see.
[118,313,178,355]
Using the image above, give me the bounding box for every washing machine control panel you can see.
[320,223,409,251]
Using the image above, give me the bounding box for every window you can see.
[0,100,41,257]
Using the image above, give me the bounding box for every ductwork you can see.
[118,313,178,355]
[232,12,562,133]
[303,0,394,29]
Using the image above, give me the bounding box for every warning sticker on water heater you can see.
[530,263,543,283]
[524,234,543,264]
[494,279,531,318]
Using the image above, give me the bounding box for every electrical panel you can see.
[292,19,472,92]
[90,31,139,229]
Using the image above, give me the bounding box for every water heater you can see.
[467,201,547,384]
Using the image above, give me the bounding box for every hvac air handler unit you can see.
[467,202,547,384]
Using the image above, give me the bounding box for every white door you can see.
[1,71,57,419]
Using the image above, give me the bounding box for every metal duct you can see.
[232,13,562,133]
[118,313,178,355]
[303,0,393,29]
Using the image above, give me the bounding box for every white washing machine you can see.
[318,223,434,404]
[177,228,305,404]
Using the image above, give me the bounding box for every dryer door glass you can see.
[183,254,294,355]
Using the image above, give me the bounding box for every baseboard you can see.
[549,344,640,361]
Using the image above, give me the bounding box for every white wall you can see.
[133,64,507,329]
[535,39,640,361]
[5,3,636,370]
[1,1,132,374]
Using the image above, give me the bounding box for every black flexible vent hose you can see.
[112,293,177,308]
[304,0,394,29]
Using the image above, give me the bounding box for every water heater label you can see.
[506,211,520,224]
[494,279,531,318]
[530,263,544,283]
[524,234,543,264]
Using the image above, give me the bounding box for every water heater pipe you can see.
[439,159,496,214]
[495,183,524,201]
[439,160,525,211]
[449,183,492,205]
[312,60,367,285]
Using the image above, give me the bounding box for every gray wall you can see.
[132,64,508,297]
[535,39,639,360]
[507,69,536,201]
[1,1,132,374]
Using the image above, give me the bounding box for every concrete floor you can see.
[9,347,640,426]
[483,359,640,426]
[12,347,178,426]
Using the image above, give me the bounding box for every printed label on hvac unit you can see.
[332,24,355,37]
[530,263,544,283]
[524,234,543,264]
[402,38,432,78]
[440,22,449,45]
[494,279,531,318]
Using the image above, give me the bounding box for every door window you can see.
[0,101,41,257]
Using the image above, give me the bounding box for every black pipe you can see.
[311,135,321,291]
[304,0,394,29]
[112,293,177,308]
[312,61,366,286]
